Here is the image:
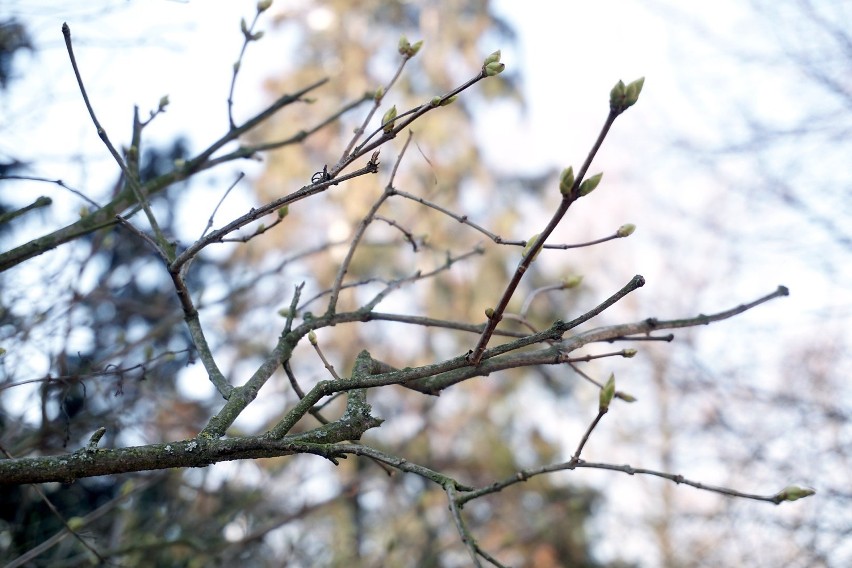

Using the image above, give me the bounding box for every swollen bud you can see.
[277,205,289,219]
[485,61,505,76]
[308,330,318,345]
[485,307,495,319]
[559,166,575,196]
[578,172,603,196]
[622,348,638,358]
[609,80,626,108]
[398,35,410,55]
[522,233,542,260]
[775,485,816,502]
[483,50,504,76]
[483,50,501,66]
[439,95,458,106]
[616,223,636,237]
[158,95,170,111]
[562,275,583,289]
[615,391,637,403]
[624,77,645,106]
[257,0,273,12]
[398,36,423,58]
[599,373,616,411]
[381,105,397,133]
[610,77,645,112]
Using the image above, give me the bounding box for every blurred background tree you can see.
[0,2,608,566]
[1,0,844,566]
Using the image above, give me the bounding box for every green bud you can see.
[562,275,583,288]
[775,485,816,502]
[251,30,265,41]
[609,80,626,108]
[485,307,495,319]
[483,50,501,66]
[374,86,385,101]
[408,40,423,57]
[439,95,457,107]
[522,233,541,260]
[79,206,89,218]
[277,308,291,317]
[430,96,442,107]
[599,374,616,411]
[622,348,638,358]
[158,95,170,110]
[257,0,273,12]
[616,223,636,237]
[579,172,603,196]
[66,517,86,531]
[277,205,289,219]
[559,166,575,196]
[381,105,397,133]
[615,391,637,403]
[308,330,318,345]
[485,61,505,76]
[240,17,248,35]
[398,35,410,55]
[623,77,645,106]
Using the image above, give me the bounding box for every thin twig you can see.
[327,136,412,315]
[446,484,485,568]
[0,446,105,566]
[201,172,245,239]
[469,109,621,364]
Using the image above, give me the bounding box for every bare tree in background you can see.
[609,1,852,565]
[0,3,815,566]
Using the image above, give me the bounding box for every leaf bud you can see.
[615,391,637,403]
[579,172,603,196]
[623,77,645,106]
[398,35,410,55]
[308,330,318,345]
[485,307,495,319]
[381,105,397,133]
[599,373,616,411]
[439,95,457,106]
[616,223,636,237]
[374,86,385,101]
[622,348,638,358]
[158,95,170,111]
[483,50,501,66]
[559,166,575,196]
[485,61,505,76]
[277,205,289,219]
[609,80,626,108]
[562,275,583,288]
[522,233,541,260]
[257,0,273,12]
[775,485,816,502]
